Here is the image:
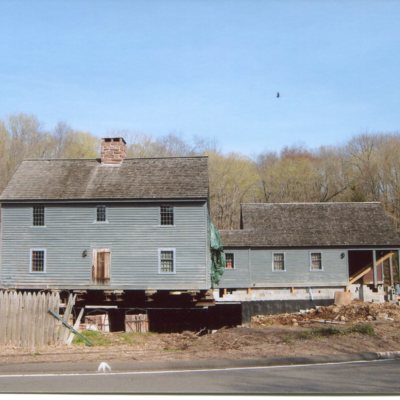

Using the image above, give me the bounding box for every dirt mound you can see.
[251,301,400,326]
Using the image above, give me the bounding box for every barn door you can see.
[92,249,111,284]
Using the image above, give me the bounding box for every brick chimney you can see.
[100,137,127,164]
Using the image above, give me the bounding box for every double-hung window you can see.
[30,249,46,273]
[310,252,323,271]
[33,206,45,226]
[273,253,285,271]
[96,205,107,222]
[160,205,174,225]
[159,249,175,274]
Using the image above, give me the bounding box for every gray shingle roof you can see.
[0,157,208,201]
[220,202,400,248]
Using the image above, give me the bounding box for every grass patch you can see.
[347,323,376,336]
[296,328,339,340]
[281,335,294,344]
[73,330,112,346]
[285,323,376,343]
[114,332,154,345]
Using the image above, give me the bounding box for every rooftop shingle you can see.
[0,157,209,201]
[220,202,400,247]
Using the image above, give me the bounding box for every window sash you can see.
[273,253,285,271]
[225,253,234,269]
[31,250,45,272]
[33,206,45,226]
[96,206,107,222]
[160,250,175,273]
[311,252,322,270]
[160,206,174,225]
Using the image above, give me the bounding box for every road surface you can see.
[0,359,399,394]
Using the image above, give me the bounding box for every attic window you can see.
[160,205,174,225]
[96,205,107,222]
[33,206,45,226]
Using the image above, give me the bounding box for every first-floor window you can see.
[225,253,234,269]
[273,253,285,271]
[30,249,46,272]
[159,249,175,273]
[310,252,322,271]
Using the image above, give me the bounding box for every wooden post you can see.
[67,307,84,345]
[389,253,394,287]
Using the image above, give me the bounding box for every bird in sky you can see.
[276,92,280,98]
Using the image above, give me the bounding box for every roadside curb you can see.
[0,351,399,375]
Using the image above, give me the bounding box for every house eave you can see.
[0,197,208,204]
[222,244,400,250]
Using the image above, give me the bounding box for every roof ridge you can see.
[241,202,381,206]
[22,155,208,162]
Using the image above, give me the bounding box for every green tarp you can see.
[210,223,226,286]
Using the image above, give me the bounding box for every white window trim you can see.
[30,248,47,273]
[272,252,286,272]
[94,205,109,224]
[309,251,324,272]
[225,252,235,270]
[158,248,176,274]
[159,205,175,227]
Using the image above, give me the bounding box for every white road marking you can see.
[0,358,393,379]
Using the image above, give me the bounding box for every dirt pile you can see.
[251,301,400,327]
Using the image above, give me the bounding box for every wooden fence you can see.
[0,291,62,348]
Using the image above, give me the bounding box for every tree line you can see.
[1,113,400,230]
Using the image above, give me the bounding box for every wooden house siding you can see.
[0,202,210,290]
[218,248,349,288]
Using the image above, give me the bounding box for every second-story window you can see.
[160,205,174,225]
[96,205,107,222]
[33,206,45,226]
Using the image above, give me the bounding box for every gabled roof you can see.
[220,202,400,248]
[0,157,208,201]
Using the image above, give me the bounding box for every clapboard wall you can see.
[0,202,210,290]
[218,248,349,288]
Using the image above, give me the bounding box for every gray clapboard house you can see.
[0,138,211,294]
[217,202,400,303]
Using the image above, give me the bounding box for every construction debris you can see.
[251,301,400,327]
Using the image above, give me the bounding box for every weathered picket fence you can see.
[0,291,62,348]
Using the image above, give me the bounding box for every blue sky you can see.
[0,0,399,155]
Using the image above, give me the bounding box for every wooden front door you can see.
[92,249,111,284]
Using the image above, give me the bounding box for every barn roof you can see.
[220,202,400,248]
[0,157,209,201]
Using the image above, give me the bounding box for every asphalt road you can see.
[0,359,399,394]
